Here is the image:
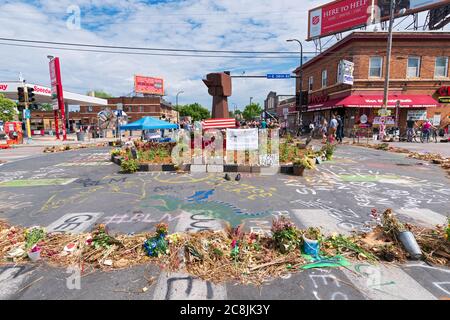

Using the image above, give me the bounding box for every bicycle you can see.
[413,129,424,143]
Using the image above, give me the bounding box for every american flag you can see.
[201,118,236,129]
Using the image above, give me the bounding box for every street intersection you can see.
[0,145,449,300]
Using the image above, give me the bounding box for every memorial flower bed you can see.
[2,209,445,285]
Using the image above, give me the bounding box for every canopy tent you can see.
[119,116,178,131]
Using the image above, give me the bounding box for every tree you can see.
[0,94,17,122]
[177,103,210,121]
[39,103,53,111]
[242,103,263,121]
[87,90,113,98]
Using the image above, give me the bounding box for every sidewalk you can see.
[346,136,450,157]
[10,134,116,148]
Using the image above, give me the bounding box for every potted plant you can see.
[28,244,42,261]
[292,158,306,176]
[302,227,321,257]
[292,157,315,176]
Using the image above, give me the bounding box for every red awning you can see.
[308,94,439,111]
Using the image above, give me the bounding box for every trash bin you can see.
[76,132,85,141]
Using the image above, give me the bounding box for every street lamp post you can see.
[287,39,303,131]
[176,90,184,124]
[250,97,253,106]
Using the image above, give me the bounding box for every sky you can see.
[0,0,448,111]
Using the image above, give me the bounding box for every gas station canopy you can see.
[0,81,107,106]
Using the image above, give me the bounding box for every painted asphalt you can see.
[0,145,449,300]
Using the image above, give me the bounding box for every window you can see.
[308,76,314,91]
[321,70,327,88]
[87,106,93,112]
[139,106,144,112]
[369,56,382,77]
[407,56,421,78]
[435,57,448,78]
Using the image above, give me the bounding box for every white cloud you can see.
[0,0,447,110]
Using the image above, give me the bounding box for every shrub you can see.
[293,157,315,170]
[271,216,300,253]
[110,149,121,157]
[120,156,139,173]
[322,143,335,160]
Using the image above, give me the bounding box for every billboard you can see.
[308,0,373,40]
[134,75,164,95]
[307,0,450,40]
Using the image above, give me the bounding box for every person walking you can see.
[328,115,338,143]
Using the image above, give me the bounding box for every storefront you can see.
[307,93,439,136]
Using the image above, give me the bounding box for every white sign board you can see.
[337,60,354,85]
[374,116,395,125]
[407,110,427,121]
[432,114,441,126]
[283,107,289,115]
[226,128,259,151]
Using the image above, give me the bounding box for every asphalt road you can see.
[0,145,449,300]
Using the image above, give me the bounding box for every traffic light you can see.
[27,87,35,103]
[18,87,25,103]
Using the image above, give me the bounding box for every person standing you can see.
[336,115,344,143]
[261,119,267,129]
[422,119,435,143]
[321,118,328,143]
[406,117,416,142]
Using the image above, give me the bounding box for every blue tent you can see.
[119,116,178,131]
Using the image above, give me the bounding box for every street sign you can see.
[267,74,291,79]
[23,109,31,119]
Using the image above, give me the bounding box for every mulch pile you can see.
[43,143,108,153]
[1,209,448,285]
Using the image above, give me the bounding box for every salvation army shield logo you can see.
[312,16,320,25]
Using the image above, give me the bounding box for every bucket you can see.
[303,236,319,257]
[28,250,41,262]
[398,231,422,260]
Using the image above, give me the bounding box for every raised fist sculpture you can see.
[203,72,232,119]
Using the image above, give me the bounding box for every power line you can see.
[0,37,301,55]
[0,42,300,59]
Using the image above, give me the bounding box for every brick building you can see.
[79,96,178,126]
[294,31,450,135]
[30,96,178,134]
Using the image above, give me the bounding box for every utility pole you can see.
[176,90,183,124]
[287,39,303,130]
[382,0,396,113]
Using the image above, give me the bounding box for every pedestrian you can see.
[406,117,416,142]
[328,115,338,143]
[321,118,328,143]
[261,119,267,129]
[309,121,315,136]
[422,119,434,143]
[336,115,344,143]
[379,118,386,141]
